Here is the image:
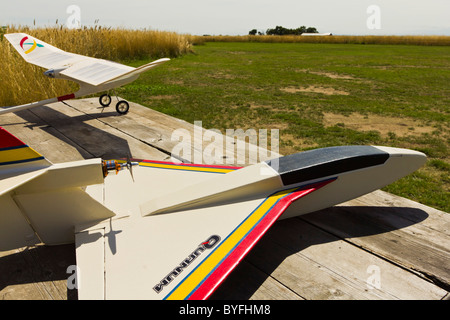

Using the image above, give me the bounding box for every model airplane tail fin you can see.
[0,127,52,171]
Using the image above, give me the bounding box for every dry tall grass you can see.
[193,35,450,46]
[0,26,193,106]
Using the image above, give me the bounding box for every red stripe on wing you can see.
[187,179,335,300]
[0,127,26,150]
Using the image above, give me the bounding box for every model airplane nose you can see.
[44,69,55,78]
[43,67,68,78]
[265,145,426,186]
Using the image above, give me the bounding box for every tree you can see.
[266,26,288,35]
[265,25,319,36]
[249,29,257,36]
[306,27,318,33]
[294,26,307,35]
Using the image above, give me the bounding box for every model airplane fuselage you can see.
[0,126,426,299]
[0,33,169,115]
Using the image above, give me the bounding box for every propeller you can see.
[125,154,136,182]
[102,155,139,181]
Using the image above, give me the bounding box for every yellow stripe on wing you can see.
[140,161,237,174]
[0,146,44,165]
[24,39,37,54]
[165,188,293,300]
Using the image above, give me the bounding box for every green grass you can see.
[118,42,450,212]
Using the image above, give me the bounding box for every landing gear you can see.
[99,94,112,107]
[99,92,130,115]
[116,100,129,115]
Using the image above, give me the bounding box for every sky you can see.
[1,0,449,36]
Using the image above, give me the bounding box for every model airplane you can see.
[0,126,426,299]
[0,33,169,115]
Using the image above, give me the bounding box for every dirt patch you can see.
[209,71,242,80]
[281,86,349,95]
[146,95,177,100]
[166,79,184,85]
[368,65,430,70]
[323,112,436,137]
[279,133,319,155]
[296,69,356,80]
[248,103,293,113]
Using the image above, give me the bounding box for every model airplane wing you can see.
[76,161,333,300]
[4,33,84,70]
[0,127,427,299]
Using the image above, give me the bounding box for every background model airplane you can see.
[0,33,169,115]
[0,126,426,299]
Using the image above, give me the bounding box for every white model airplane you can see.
[0,126,426,299]
[0,33,169,115]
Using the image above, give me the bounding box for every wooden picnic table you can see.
[0,98,448,300]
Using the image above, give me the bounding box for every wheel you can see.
[99,94,112,107]
[116,100,129,114]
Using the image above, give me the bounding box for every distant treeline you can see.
[249,26,319,36]
[193,35,450,46]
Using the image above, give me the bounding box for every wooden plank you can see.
[213,215,448,300]
[302,194,450,291]
[66,98,281,165]
[25,103,168,161]
[0,244,77,300]
[351,190,450,234]
[209,260,303,300]
[0,98,448,300]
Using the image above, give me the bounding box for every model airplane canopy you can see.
[0,33,169,115]
[0,127,427,299]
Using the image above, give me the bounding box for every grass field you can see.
[118,42,449,212]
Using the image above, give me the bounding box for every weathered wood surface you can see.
[0,98,449,300]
